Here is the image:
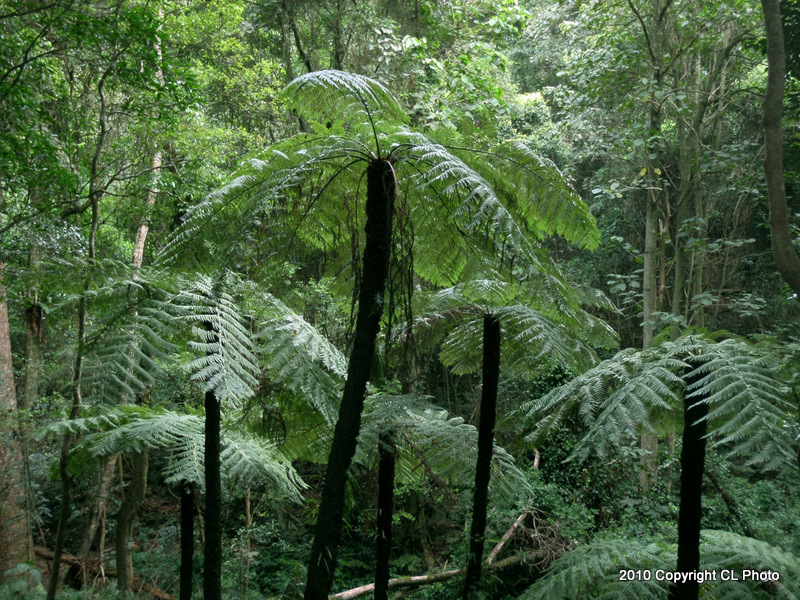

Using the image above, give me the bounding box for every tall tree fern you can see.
[162,69,600,598]
[520,333,796,600]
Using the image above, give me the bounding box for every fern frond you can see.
[174,274,260,403]
[78,407,305,501]
[518,531,800,600]
[283,70,409,129]
[521,347,684,460]
[359,394,532,503]
[517,537,672,600]
[257,303,345,424]
[691,339,796,471]
[463,140,600,250]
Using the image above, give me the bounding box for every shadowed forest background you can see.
[1,0,799,599]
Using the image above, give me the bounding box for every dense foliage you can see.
[0,0,798,599]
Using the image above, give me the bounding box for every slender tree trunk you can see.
[115,449,149,592]
[375,429,396,600]
[180,481,195,600]
[463,314,500,598]
[204,387,222,600]
[304,159,396,600]
[78,456,116,558]
[669,361,709,600]
[46,291,88,600]
[761,0,800,296]
[639,0,669,491]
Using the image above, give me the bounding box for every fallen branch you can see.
[329,508,572,600]
[487,510,529,565]
[35,547,176,600]
[328,555,528,599]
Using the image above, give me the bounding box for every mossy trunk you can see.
[375,429,396,600]
[463,314,501,598]
[204,387,222,600]
[303,159,395,600]
[669,362,708,600]
[180,481,194,600]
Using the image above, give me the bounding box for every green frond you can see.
[691,339,796,471]
[517,537,672,600]
[437,305,599,380]
[78,407,305,501]
[66,271,181,404]
[464,140,600,250]
[219,431,306,503]
[257,306,345,425]
[359,395,532,503]
[521,334,795,470]
[521,347,684,460]
[518,531,800,600]
[282,70,409,129]
[175,274,260,403]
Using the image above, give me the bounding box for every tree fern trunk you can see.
[180,481,194,600]
[304,158,395,600]
[463,314,501,599]
[375,429,396,600]
[669,363,708,600]
[204,387,222,600]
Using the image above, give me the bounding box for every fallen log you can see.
[35,546,176,600]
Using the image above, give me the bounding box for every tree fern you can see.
[520,334,796,468]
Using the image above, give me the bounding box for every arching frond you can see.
[257,297,346,424]
[520,334,796,468]
[76,407,305,502]
[283,70,409,129]
[516,536,672,600]
[358,394,532,503]
[462,140,600,250]
[690,339,795,471]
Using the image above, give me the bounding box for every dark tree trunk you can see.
[761,0,800,296]
[204,387,222,600]
[463,314,501,599]
[180,481,194,600]
[669,362,709,600]
[375,429,396,600]
[303,159,395,600]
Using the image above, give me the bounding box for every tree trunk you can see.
[303,158,395,599]
[78,455,116,559]
[46,291,88,600]
[115,449,149,592]
[0,268,32,577]
[761,0,800,296]
[180,481,194,600]
[463,314,500,598]
[204,387,222,600]
[375,429,396,600]
[639,0,669,491]
[669,361,709,600]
